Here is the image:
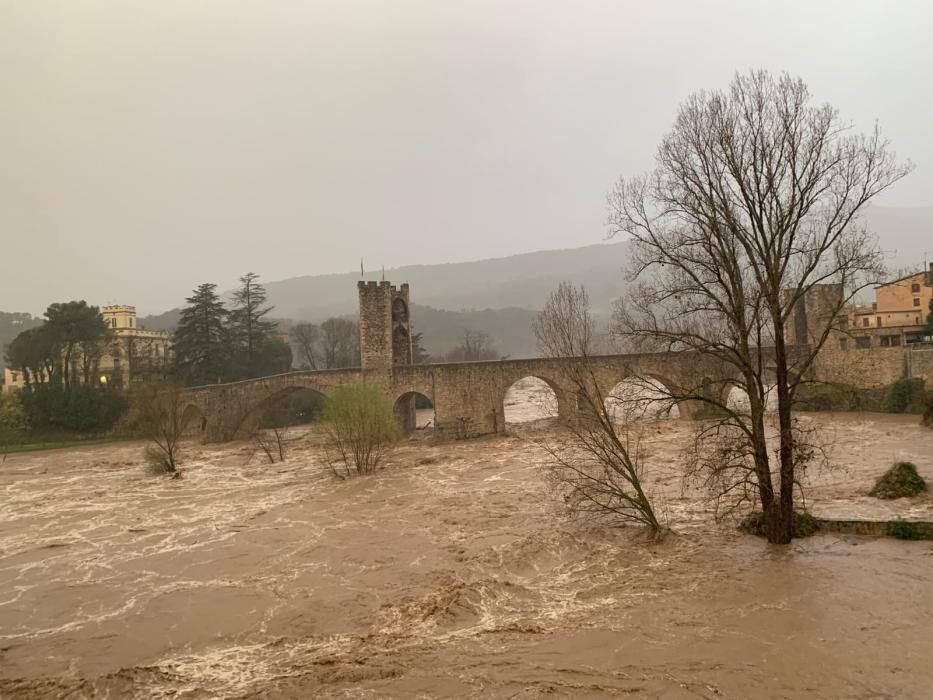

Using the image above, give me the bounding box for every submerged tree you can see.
[129,382,186,476]
[321,382,399,478]
[533,283,663,532]
[607,70,911,543]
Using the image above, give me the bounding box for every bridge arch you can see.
[604,376,680,423]
[503,375,563,426]
[394,391,435,435]
[233,385,331,439]
[181,403,208,436]
[725,373,778,414]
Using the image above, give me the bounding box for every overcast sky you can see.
[2,1,931,315]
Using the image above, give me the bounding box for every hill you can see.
[10,205,927,367]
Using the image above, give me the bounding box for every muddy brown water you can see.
[1,410,932,698]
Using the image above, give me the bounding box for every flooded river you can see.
[1,409,932,698]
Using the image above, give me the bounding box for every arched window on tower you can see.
[392,297,408,323]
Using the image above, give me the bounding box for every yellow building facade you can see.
[2,305,171,392]
[848,264,933,336]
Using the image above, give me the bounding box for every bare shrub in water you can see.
[322,382,400,478]
[253,426,290,464]
[534,283,663,533]
[129,382,185,476]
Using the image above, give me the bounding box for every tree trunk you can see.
[771,338,795,545]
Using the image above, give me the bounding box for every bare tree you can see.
[533,283,663,532]
[607,70,911,543]
[290,322,319,370]
[131,382,186,476]
[254,425,290,463]
[445,329,500,362]
[252,401,295,463]
[320,317,360,369]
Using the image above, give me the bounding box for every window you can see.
[891,335,901,346]
[111,318,117,328]
[880,335,900,347]
[912,283,921,293]
[876,316,882,327]
[914,298,921,306]
[838,338,848,350]
[862,317,869,327]
[855,336,871,349]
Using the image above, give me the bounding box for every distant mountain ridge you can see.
[136,206,929,359]
[231,206,932,323]
[4,208,927,372]
[255,240,633,322]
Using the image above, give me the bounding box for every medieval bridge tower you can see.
[357,281,418,430]
[357,280,413,369]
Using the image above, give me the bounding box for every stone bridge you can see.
[178,280,796,443]
[180,351,748,443]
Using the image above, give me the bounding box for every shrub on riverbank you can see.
[882,379,926,414]
[797,380,928,415]
[869,462,926,499]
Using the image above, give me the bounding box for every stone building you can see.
[848,264,933,341]
[99,305,172,387]
[1,304,171,392]
[791,269,933,389]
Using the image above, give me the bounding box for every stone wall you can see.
[814,339,907,388]
[907,347,933,385]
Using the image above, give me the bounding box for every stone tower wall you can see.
[784,283,844,346]
[358,281,412,370]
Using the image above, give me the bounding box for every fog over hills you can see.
[137,206,931,359]
[241,206,933,321]
[3,206,929,365]
[263,240,631,321]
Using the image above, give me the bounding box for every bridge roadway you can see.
[180,350,749,443]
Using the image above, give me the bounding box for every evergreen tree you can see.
[411,331,430,364]
[229,272,278,378]
[43,301,110,389]
[173,283,230,385]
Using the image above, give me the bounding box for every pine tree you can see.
[173,283,229,386]
[229,272,278,378]
[411,331,430,364]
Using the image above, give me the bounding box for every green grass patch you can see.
[869,462,927,499]
[887,520,930,540]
